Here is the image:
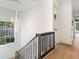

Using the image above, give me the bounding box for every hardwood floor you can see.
[43,43,79,59]
[11,57,15,59]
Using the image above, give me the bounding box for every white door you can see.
[53,0,73,45]
[59,0,73,45]
[53,7,60,44]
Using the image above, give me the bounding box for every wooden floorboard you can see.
[43,43,79,59]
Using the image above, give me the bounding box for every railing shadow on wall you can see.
[16,32,55,59]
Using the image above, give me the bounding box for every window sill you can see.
[0,42,15,47]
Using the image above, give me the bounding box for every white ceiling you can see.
[0,0,41,11]
[72,0,79,11]
[2,0,78,12]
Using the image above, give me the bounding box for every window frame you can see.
[0,18,14,45]
[75,22,79,32]
[75,16,79,33]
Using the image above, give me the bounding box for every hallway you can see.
[43,43,79,59]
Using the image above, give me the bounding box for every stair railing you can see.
[16,32,55,59]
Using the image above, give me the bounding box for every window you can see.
[75,16,79,32]
[0,21,14,45]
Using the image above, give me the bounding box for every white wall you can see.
[20,0,53,47]
[59,0,73,44]
[0,7,19,59]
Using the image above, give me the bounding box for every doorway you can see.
[72,0,79,48]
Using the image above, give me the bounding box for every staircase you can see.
[16,32,55,59]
